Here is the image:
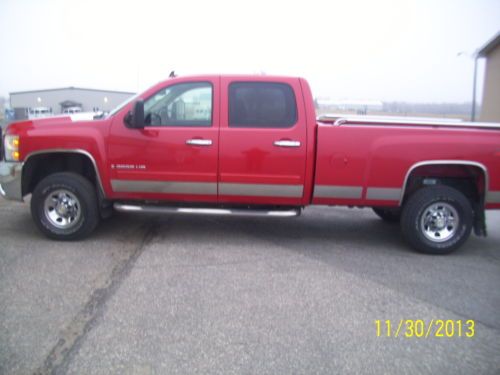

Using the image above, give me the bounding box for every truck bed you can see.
[313,115,500,209]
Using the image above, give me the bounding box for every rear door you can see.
[218,77,307,206]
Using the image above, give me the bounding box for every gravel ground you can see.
[0,198,499,375]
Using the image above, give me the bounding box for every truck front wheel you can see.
[401,186,473,254]
[31,172,100,240]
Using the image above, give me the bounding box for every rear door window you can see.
[229,82,297,128]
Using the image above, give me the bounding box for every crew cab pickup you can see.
[1,75,500,254]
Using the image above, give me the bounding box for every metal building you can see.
[478,31,500,122]
[9,87,135,119]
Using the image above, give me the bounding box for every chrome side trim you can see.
[114,203,301,217]
[114,181,303,197]
[24,149,107,198]
[331,116,500,129]
[318,114,466,124]
[400,160,489,205]
[366,187,402,201]
[486,191,500,204]
[219,183,303,198]
[313,185,363,199]
[111,180,217,195]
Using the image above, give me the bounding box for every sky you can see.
[0,0,499,103]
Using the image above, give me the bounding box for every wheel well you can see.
[22,153,99,197]
[403,164,486,205]
[402,163,487,236]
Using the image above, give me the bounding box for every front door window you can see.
[144,82,212,127]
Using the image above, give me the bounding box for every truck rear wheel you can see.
[401,186,473,254]
[31,172,100,240]
[372,207,401,222]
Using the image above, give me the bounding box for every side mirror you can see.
[124,99,145,129]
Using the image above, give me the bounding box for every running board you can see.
[113,203,301,217]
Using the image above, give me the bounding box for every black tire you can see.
[401,186,473,254]
[31,172,100,240]
[372,207,401,222]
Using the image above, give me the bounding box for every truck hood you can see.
[6,113,100,134]
[61,112,98,122]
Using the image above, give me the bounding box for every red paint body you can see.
[7,75,500,209]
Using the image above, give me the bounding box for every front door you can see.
[108,77,220,203]
[218,77,307,206]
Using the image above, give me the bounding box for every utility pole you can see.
[457,51,480,122]
[471,53,478,122]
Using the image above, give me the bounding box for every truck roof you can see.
[155,74,302,86]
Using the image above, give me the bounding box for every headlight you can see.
[4,135,20,161]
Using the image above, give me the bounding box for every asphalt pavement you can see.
[1,198,499,375]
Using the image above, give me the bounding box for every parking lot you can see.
[1,198,499,375]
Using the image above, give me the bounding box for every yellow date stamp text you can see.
[375,319,475,338]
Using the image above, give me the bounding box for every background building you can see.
[478,31,500,122]
[9,87,135,119]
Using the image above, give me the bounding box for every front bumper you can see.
[0,161,24,201]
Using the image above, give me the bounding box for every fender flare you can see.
[399,160,489,205]
[23,149,107,198]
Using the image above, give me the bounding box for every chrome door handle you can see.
[186,139,212,146]
[274,140,301,148]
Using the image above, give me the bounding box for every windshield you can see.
[106,93,140,118]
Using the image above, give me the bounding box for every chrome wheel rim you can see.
[43,189,81,229]
[420,202,459,243]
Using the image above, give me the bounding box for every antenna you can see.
[169,70,177,78]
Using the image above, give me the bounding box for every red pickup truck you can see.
[1,75,499,254]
